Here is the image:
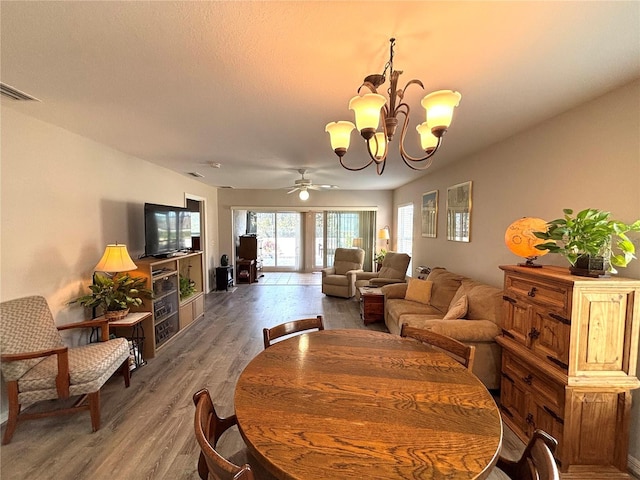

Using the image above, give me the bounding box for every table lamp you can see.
[94,243,138,274]
[504,217,549,267]
[377,226,390,247]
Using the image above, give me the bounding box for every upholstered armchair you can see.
[321,248,365,298]
[0,295,131,444]
[355,252,411,298]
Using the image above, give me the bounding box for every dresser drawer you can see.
[505,273,570,315]
[503,351,565,411]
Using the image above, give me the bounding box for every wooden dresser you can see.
[497,265,640,479]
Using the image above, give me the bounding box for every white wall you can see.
[394,79,640,468]
[0,107,220,419]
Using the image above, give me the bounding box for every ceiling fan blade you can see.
[308,185,322,191]
[287,187,299,194]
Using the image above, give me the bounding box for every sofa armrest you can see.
[420,319,501,343]
[355,271,379,281]
[321,267,336,277]
[346,269,364,280]
[381,283,408,299]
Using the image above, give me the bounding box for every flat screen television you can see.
[144,203,192,257]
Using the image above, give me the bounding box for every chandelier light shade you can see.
[325,121,356,156]
[94,244,138,273]
[326,38,462,175]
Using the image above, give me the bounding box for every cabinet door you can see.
[500,370,528,432]
[528,396,564,459]
[503,296,532,347]
[531,307,570,370]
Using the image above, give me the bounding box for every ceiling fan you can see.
[285,169,337,200]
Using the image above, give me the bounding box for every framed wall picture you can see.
[446,181,472,242]
[421,190,438,238]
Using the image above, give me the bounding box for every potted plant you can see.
[375,249,387,271]
[74,273,153,320]
[180,274,196,300]
[533,208,640,276]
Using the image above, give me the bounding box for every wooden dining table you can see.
[234,329,503,480]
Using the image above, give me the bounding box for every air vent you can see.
[187,172,205,178]
[0,83,40,101]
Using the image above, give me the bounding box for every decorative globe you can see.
[505,217,549,266]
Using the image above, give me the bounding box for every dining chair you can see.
[0,295,131,444]
[193,388,255,480]
[496,429,559,480]
[400,323,476,370]
[263,315,324,349]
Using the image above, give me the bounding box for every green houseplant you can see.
[533,208,640,275]
[180,274,196,300]
[74,273,153,319]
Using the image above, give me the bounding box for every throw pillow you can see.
[404,278,433,305]
[444,294,468,320]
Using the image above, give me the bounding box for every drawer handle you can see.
[500,405,514,418]
[527,287,538,297]
[522,374,533,385]
[525,413,535,426]
[546,355,569,370]
[501,372,515,384]
[502,329,515,339]
[543,406,565,425]
[549,312,570,325]
[503,295,516,304]
[528,327,541,340]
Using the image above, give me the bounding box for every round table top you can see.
[235,329,503,480]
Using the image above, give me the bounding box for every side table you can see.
[108,311,153,372]
[358,286,384,325]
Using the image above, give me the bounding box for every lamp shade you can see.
[504,218,549,259]
[377,228,390,240]
[416,122,439,152]
[368,132,387,160]
[421,90,462,132]
[325,121,355,151]
[349,94,386,132]
[94,244,138,273]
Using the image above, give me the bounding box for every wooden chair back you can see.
[497,429,559,480]
[263,315,324,349]
[192,389,255,480]
[400,323,476,370]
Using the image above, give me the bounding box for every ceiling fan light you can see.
[416,122,439,152]
[325,121,355,151]
[421,90,462,131]
[368,132,386,160]
[298,188,309,201]
[349,94,386,134]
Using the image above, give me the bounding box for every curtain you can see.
[359,211,376,271]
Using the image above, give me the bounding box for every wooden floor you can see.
[1,281,531,479]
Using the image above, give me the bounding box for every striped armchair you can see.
[0,295,131,444]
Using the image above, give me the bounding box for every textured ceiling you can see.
[2,1,639,191]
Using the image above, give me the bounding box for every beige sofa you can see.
[381,267,503,389]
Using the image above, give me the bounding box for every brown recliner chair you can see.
[321,248,365,298]
[355,252,411,298]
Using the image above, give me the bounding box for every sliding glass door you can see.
[256,212,301,270]
[314,211,376,270]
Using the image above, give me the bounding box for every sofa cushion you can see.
[450,279,503,324]
[386,298,442,323]
[404,279,433,305]
[399,316,501,343]
[426,268,464,313]
[443,294,468,320]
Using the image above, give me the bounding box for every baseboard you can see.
[628,454,640,478]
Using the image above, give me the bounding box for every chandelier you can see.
[325,38,461,175]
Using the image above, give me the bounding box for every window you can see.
[397,204,414,276]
